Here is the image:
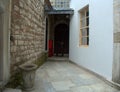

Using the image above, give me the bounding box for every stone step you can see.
[48,57,69,61]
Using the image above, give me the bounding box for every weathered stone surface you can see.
[26,60,119,92]
[3,88,21,92]
[10,0,46,74]
[19,64,37,91]
[113,0,120,83]
[114,32,120,43]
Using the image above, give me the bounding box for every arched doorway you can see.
[54,24,69,56]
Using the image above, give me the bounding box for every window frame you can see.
[79,5,89,47]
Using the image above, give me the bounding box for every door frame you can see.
[53,22,69,56]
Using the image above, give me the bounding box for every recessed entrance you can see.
[54,24,69,56]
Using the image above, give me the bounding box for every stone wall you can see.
[10,0,46,74]
[112,0,120,83]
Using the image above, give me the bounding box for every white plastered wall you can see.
[69,0,113,80]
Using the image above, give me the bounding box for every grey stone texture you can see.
[10,0,46,74]
[0,0,11,84]
[114,32,120,43]
[113,0,120,83]
[19,64,37,91]
[23,58,120,92]
[3,88,21,92]
[113,0,120,43]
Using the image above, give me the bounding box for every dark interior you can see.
[54,24,69,56]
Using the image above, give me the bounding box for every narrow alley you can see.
[1,0,120,92]
[24,58,120,92]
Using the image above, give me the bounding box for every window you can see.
[52,0,70,9]
[79,5,89,46]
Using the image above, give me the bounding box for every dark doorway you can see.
[54,24,69,56]
[45,18,48,51]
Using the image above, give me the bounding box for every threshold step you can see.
[48,57,69,61]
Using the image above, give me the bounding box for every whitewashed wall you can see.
[69,0,113,80]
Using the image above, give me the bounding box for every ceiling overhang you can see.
[45,9,74,15]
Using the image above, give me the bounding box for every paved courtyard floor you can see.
[24,58,120,92]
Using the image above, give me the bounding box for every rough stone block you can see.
[10,0,46,74]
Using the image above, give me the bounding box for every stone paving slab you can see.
[52,80,75,91]
[23,60,120,92]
